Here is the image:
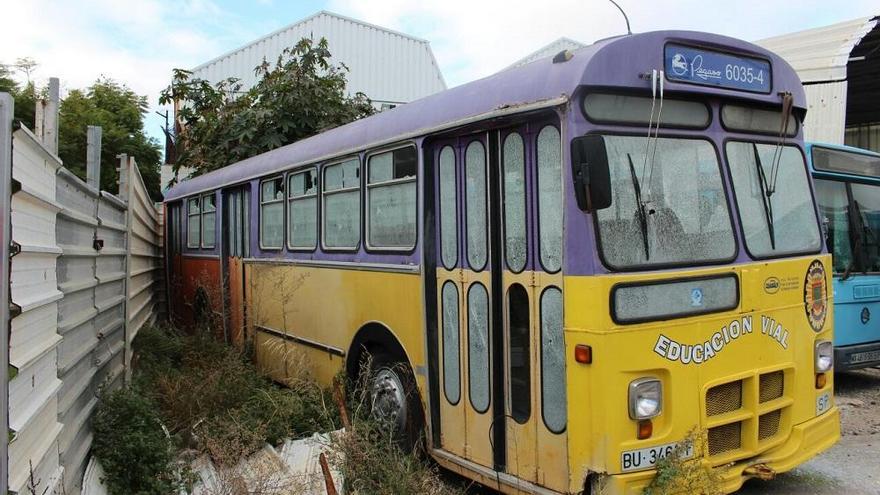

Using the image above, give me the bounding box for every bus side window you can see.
[442,281,461,404]
[367,146,417,249]
[260,177,284,249]
[288,168,318,250]
[201,192,216,249]
[537,126,562,273]
[439,146,458,269]
[187,197,200,248]
[541,287,566,433]
[465,141,488,271]
[323,158,361,250]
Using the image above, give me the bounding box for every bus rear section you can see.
[809,143,880,370]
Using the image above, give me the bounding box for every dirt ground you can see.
[738,366,880,495]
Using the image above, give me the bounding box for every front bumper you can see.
[593,407,840,495]
[835,341,880,370]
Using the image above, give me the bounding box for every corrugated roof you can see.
[756,16,879,82]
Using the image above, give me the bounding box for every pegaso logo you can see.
[671,53,688,76]
[764,277,780,294]
[804,260,828,332]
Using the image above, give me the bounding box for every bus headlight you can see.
[628,378,662,420]
[815,340,833,373]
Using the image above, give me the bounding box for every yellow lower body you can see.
[600,407,840,495]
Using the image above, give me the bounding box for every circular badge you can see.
[804,260,827,332]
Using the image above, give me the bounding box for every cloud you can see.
[3,0,877,151]
[0,0,259,142]
[328,0,879,86]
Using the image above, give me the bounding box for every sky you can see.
[1,0,877,148]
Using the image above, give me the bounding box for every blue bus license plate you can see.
[850,349,880,364]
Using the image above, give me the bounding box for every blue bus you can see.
[808,143,880,369]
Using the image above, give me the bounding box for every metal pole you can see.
[86,126,102,189]
[1,92,14,495]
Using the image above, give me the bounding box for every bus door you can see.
[167,202,184,323]
[499,123,567,490]
[433,123,567,487]
[434,133,496,470]
[222,186,249,348]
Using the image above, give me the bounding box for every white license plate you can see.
[850,350,880,364]
[816,391,831,416]
[621,442,694,473]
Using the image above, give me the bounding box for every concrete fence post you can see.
[86,126,102,189]
[44,78,60,155]
[1,92,14,495]
[117,153,130,202]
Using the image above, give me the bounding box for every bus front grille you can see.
[758,409,782,440]
[708,422,742,455]
[704,369,792,462]
[759,371,784,403]
[706,380,742,416]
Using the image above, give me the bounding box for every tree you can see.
[0,63,16,93]
[160,37,374,179]
[58,79,163,200]
[0,63,36,127]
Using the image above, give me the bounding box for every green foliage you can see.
[0,64,37,130]
[643,430,722,495]
[92,387,180,495]
[58,79,163,200]
[160,37,374,180]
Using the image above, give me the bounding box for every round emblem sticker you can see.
[804,260,828,332]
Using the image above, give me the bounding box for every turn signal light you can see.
[575,344,592,364]
[815,373,827,389]
[637,420,653,439]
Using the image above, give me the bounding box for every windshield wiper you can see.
[752,144,776,250]
[627,153,650,260]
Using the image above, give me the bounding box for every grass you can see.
[93,323,461,495]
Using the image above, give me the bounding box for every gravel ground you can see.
[738,366,880,495]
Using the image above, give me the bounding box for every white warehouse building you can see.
[163,10,448,192]
[189,10,447,108]
[757,16,880,150]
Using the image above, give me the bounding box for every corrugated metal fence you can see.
[4,87,165,494]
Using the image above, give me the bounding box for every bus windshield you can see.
[727,142,821,258]
[815,179,880,274]
[596,136,736,269]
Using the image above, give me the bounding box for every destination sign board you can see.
[664,43,771,93]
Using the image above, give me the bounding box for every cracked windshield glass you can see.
[727,142,821,257]
[596,136,735,269]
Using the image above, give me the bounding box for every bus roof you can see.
[806,142,880,157]
[165,30,807,202]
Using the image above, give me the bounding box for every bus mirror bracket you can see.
[571,135,612,212]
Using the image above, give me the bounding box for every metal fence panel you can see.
[6,122,164,494]
[0,92,11,495]
[8,125,65,495]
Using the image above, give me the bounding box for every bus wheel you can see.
[368,352,424,452]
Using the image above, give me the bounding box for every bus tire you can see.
[368,350,424,452]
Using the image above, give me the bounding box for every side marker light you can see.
[575,344,592,364]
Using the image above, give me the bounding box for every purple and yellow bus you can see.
[164,30,838,494]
